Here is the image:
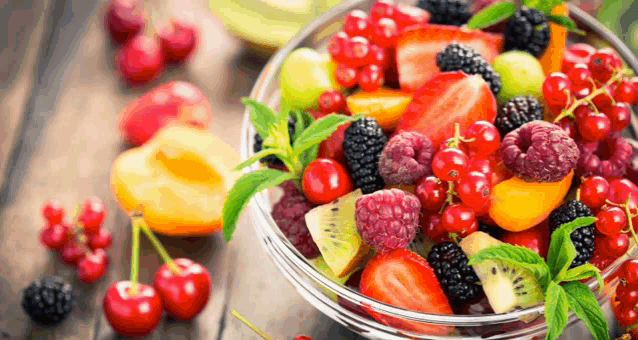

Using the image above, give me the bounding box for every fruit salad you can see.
[223,1,638,339]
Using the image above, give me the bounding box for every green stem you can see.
[231,310,271,340]
[129,218,141,295]
[135,215,181,274]
[623,194,638,250]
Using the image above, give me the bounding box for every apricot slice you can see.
[488,171,574,232]
[346,88,412,130]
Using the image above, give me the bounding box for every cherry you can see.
[615,304,638,327]
[87,228,113,250]
[415,176,447,212]
[334,64,358,88]
[502,228,547,257]
[317,90,346,114]
[80,196,107,234]
[601,233,629,258]
[464,121,500,157]
[621,260,638,285]
[370,0,396,22]
[441,203,477,237]
[588,50,620,83]
[366,44,388,69]
[39,223,72,250]
[116,35,164,86]
[608,102,631,131]
[577,113,611,142]
[456,171,491,213]
[42,200,65,224]
[302,159,353,205]
[579,176,609,210]
[432,148,469,181]
[343,10,371,39]
[153,258,211,320]
[358,64,384,92]
[103,281,163,337]
[77,249,109,284]
[343,36,371,67]
[566,63,592,88]
[105,0,145,45]
[158,19,198,63]
[61,242,85,267]
[371,18,398,48]
[543,73,572,109]
[614,79,635,104]
[328,31,349,63]
[562,43,596,72]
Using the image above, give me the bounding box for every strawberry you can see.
[395,71,497,149]
[393,4,430,31]
[396,24,503,92]
[359,249,453,335]
[310,111,347,163]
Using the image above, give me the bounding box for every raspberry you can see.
[436,43,502,95]
[501,121,579,183]
[378,131,434,185]
[504,7,550,57]
[22,277,74,326]
[342,117,388,194]
[417,0,471,26]
[355,189,421,254]
[271,190,319,258]
[576,136,633,178]
[495,96,544,137]
[427,241,481,309]
[549,200,596,269]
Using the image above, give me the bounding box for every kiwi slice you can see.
[460,232,544,314]
[309,256,351,301]
[305,189,370,278]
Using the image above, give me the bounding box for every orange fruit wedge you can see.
[346,88,412,130]
[539,4,568,75]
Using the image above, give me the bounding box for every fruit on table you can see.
[103,281,163,337]
[538,4,568,75]
[309,256,352,301]
[488,171,574,232]
[396,24,503,92]
[158,19,198,63]
[116,35,164,86]
[111,124,239,235]
[279,48,339,110]
[21,277,74,326]
[359,249,453,335]
[42,200,65,224]
[77,248,110,284]
[40,222,72,250]
[87,228,114,250]
[117,81,213,146]
[395,71,497,149]
[460,232,544,314]
[79,196,107,234]
[105,0,145,45]
[492,51,545,103]
[345,88,412,130]
[153,258,211,320]
[305,190,369,277]
[302,158,353,205]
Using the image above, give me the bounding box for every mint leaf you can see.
[468,244,551,290]
[547,14,585,34]
[292,114,363,158]
[291,110,306,141]
[233,148,286,171]
[545,281,569,340]
[547,217,597,281]
[563,282,610,340]
[302,144,319,170]
[222,169,296,242]
[467,2,516,30]
[522,0,564,14]
[564,264,604,294]
[242,98,277,139]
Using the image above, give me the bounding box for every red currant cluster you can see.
[416,121,501,242]
[614,259,638,335]
[545,45,637,142]
[328,0,428,91]
[316,90,347,116]
[40,198,112,284]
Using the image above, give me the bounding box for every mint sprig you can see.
[469,217,609,340]
[222,98,362,242]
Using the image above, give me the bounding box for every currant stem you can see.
[135,216,181,274]
[622,195,638,250]
[129,217,141,295]
[231,310,271,340]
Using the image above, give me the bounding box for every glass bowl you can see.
[241,1,638,338]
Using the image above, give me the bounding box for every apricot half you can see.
[488,171,574,232]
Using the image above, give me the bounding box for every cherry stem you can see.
[135,215,181,274]
[129,216,141,296]
[231,310,271,340]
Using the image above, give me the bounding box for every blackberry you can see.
[21,277,74,326]
[427,241,481,309]
[253,116,296,166]
[478,221,503,240]
[549,200,596,268]
[342,117,387,194]
[436,43,502,95]
[417,0,471,26]
[504,7,551,58]
[495,96,544,137]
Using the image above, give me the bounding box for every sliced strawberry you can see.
[359,249,453,335]
[393,4,430,31]
[396,25,504,92]
[395,71,497,149]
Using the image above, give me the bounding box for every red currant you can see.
[562,43,596,72]
[342,10,371,38]
[80,196,106,234]
[590,252,613,272]
[317,90,346,114]
[370,0,396,22]
[555,117,577,140]
[334,64,358,88]
[631,76,638,105]
[392,3,429,31]
[366,44,388,69]
[567,63,592,87]
[457,171,491,213]
[467,157,493,179]
[441,203,477,237]
[615,305,638,327]
[39,223,72,250]
[302,158,353,205]
[579,176,609,209]
[614,79,635,104]
[621,260,638,285]
[421,214,449,243]
[591,86,615,111]
[61,242,85,267]
[77,248,109,283]
[343,36,370,67]
[588,50,620,83]
[439,138,469,154]
[42,200,65,224]
[415,176,447,212]
[601,232,629,258]
[432,148,469,181]
[577,112,611,142]
[573,105,593,121]
[327,31,349,62]
[358,64,384,92]
[371,18,398,48]
[464,121,500,157]
[543,73,572,108]
[617,284,638,305]
[607,102,631,131]
[88,228,114,250]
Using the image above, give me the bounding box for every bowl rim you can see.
[241,0,638,327]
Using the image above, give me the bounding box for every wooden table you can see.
[0,0,364,338]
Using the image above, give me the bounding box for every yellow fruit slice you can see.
[346,88,413,130]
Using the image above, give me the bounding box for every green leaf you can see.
[467,2,517,30]
[302,144,320,170]
[233,148,286,171]
[547,14,585,34]
[222,169,296,242]
[242,98,277,139]
[468,244,551,290]
[292,114,363,159]
[522,0,564,14]
[547,217,597,281]
[545,281,569,340]
[291,110,306,142]
[563,282,610,340]
[563,264,605,294]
